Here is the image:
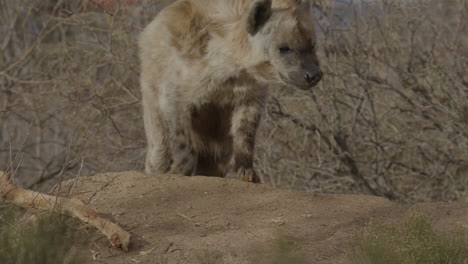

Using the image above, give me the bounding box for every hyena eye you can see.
[279,46,292,53]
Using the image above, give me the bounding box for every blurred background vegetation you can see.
[0,205,84,264]
[0,0,467,203]
[346,213,468,264]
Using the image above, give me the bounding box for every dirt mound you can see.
[64,171,468,264]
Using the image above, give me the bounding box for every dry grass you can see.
[0,0,467,202]
[0,205,84,264]
[346,213,468,264]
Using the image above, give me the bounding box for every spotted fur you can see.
[139,0,322,182]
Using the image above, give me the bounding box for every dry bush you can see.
[0,0,170,188]
[1,0,467,202]
[257,0,468,202]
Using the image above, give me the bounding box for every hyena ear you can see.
[247,0,272,35]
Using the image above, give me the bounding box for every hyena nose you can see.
[304,71,323,84]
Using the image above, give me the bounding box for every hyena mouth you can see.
[308,76,322,87]
[278,72,288,83]
[278,72,322,90]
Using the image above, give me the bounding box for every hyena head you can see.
[247,0,323,90]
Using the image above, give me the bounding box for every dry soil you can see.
[61,171,468,264]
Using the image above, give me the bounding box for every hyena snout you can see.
[284,65,323,90]
[304,69,323,87]
[296,50,323,89]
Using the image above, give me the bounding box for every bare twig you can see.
[0,171,131,251]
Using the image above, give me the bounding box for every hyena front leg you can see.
[168,111,198,176]
[229,100,263,183]
[142,88,171,174]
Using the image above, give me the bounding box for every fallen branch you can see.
[0,171,130,251]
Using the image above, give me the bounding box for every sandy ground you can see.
[62,171,468,264]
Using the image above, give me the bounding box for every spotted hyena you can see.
[139,0,322,182]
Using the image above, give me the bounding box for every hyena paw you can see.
[237,167,261,183]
